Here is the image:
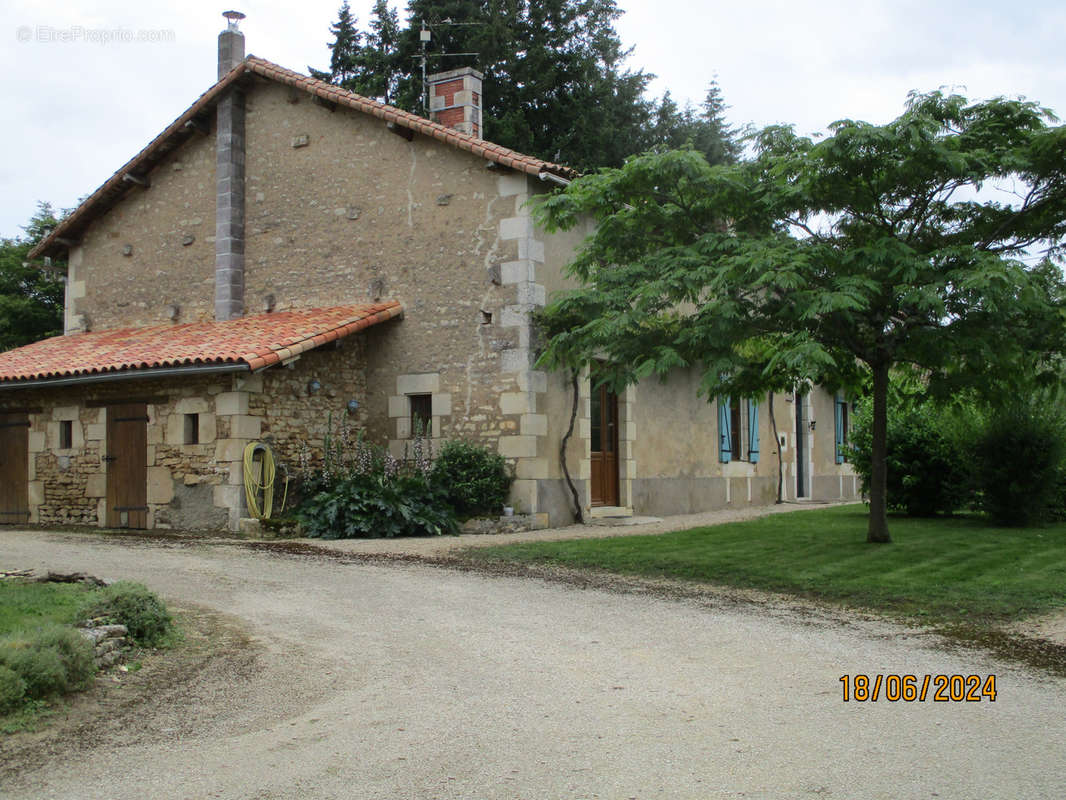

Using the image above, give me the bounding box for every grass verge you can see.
[0,581,91,634]
[464,505,1066,625]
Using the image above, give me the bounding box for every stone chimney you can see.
[217,10,246,78]
[215,11,246,321]
[427,67,483,138]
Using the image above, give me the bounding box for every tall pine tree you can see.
[646,80,744,165]
[311,1,743,172]
[310,2,363,88]
[359,0,404,105]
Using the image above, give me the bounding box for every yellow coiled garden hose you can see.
[242,442,289,520]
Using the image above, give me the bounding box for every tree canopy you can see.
[310,0,742,170]
[0,202,65,351]
[533,91,1066,543]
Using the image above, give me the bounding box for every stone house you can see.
[0,18,858,532]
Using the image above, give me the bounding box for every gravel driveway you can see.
[1,527,1063,799]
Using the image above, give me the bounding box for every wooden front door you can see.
[106,404,148,529]
[590,383,619,506]
[0,412,29,525]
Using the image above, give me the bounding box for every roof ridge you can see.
[30,56,576,261]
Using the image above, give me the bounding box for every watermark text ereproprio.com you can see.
[16,25,176,45]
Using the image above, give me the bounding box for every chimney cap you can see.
[223,10,246,30]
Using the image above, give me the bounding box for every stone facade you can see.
[8,51,859,533]
[253,339,370,468]
[64,129,218,333]
[0,337,374,530]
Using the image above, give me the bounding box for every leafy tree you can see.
[0,202,64,350]
[533,92,1066,544]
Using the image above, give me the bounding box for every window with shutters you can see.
[730,400,743,460]
[834,395,850,463]
[719,397,760,463]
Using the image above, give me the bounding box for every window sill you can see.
[721,460,758,477]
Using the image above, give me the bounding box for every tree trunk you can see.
[768,390,783,503]
[560,368,584,524]
[867,359,891,543]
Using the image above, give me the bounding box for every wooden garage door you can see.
[0,412,29,524]
[106,404,148,529]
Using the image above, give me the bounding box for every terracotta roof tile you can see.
[31,56,575,260]
[0,302,402,386]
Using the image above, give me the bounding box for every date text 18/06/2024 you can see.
[839,674,997,702]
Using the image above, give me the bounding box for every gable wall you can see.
[69,130,218,331]
[238,82,559,490]
[243,82,518,449]
[242,81,517,313]
[59,79,555,512]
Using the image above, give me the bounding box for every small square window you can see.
[184,413,200,445]
[59,420,73,449]
[409,394,432,437]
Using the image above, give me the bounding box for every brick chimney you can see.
[427,67,483,138]
[215,11,246,321]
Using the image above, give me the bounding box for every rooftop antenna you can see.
[416,18,482,116]
[419,20,431,114]
[223,10,245,31]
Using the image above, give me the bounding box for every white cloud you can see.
[3,0,1064,234]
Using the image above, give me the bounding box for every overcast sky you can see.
[2,0,1064,237]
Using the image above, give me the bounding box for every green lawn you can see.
[465,506,1066,623]
[0,581,101,732]
[0,581,93,635]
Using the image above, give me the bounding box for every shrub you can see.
[972,403,1066,526]
[299,472,458,539]
[1050,468,1066,522]
[79,582,172,646]
[431,440,513,518]
[0,626,95,701]
[35,626,96,690]
[296,426,459,539]
[0,665,26,713]
[1,638,65,699]
[850,399,973,516]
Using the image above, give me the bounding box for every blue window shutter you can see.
[748,398,760,463]
[718,397,732,463]
[834,397,845,464]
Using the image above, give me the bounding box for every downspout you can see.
[538,171,571,188]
